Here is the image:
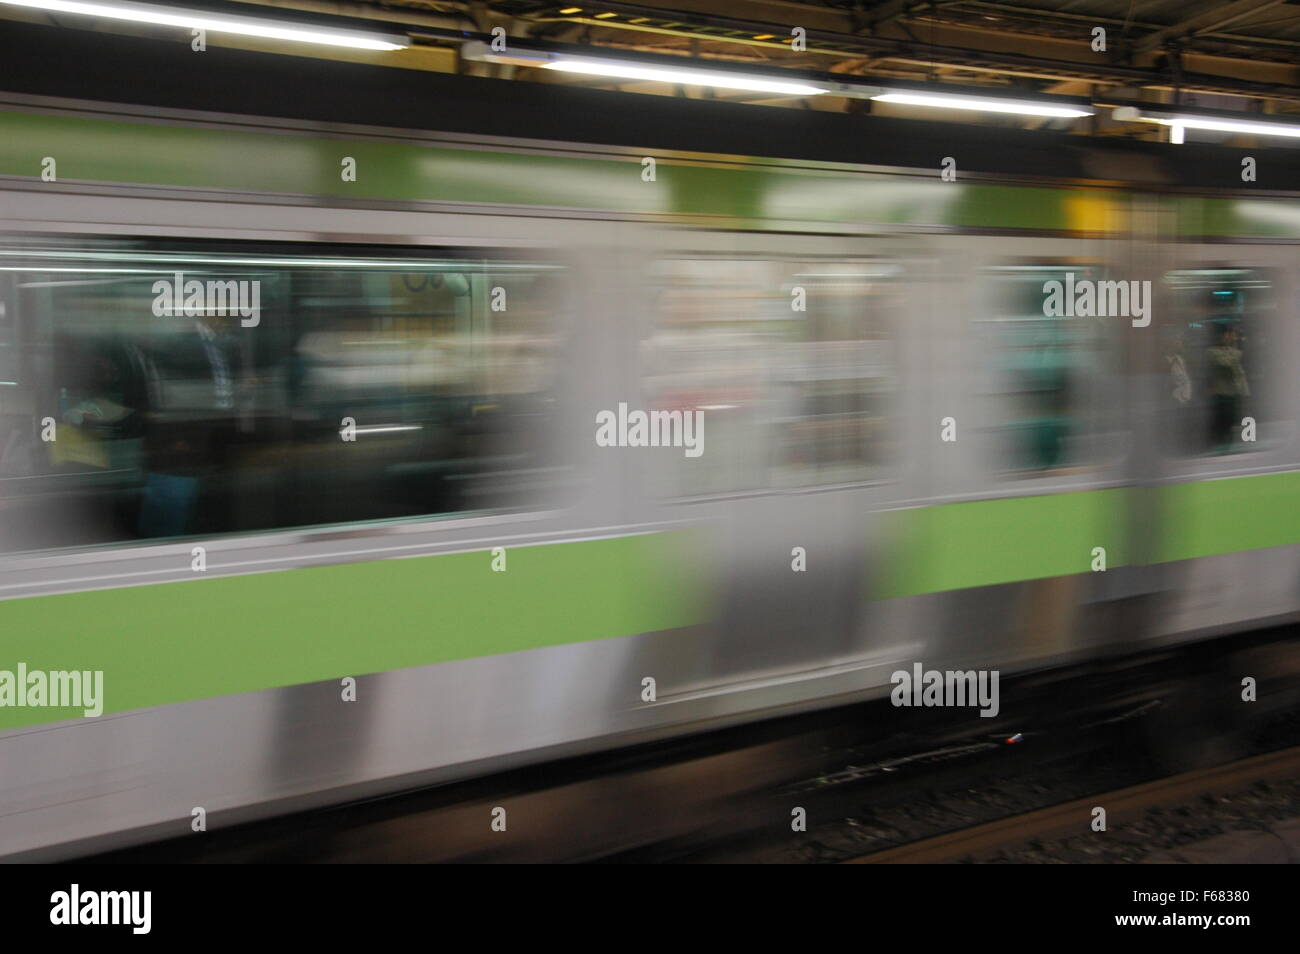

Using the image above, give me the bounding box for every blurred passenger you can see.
[1022,355,1072,471]
[54,348,138,472]
[138,314,238,538]
[1166,334,1192,406]
[1163,332,1194,455]
[1207,323,1249,453]
[39,338,150,545]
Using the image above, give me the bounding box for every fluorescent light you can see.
[871,91,1092,118]
[0,0,409,50]
[1112,107,1300,142]
[543,57,828,96]
[1154,116,1300,140]
[347,424,424,435]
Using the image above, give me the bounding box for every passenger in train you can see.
[1020,351,1072,471]
[1207,322,1249,453]
[38,337,150,546]
[53,344,142,472]
[1166,333,1192,407]
[137,312,240,538]
[1162,331,1194,455]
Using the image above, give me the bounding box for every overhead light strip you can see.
[870,91,1093,118]
[1156,116,1300,139]
[0,0,410,51]
[1113,106,1300,142]
[541,56,829,96]
[461,42,828,96]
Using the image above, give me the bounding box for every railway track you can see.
[845,746,1300,864]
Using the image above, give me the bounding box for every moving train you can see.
[3,20,1300,859]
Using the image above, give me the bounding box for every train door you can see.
[1148,238,1300,639]
[919,230,1134,669]
[620,226,930,712]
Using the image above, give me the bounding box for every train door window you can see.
[646,257,896,497]
[0,238,567,553]
[1159,268,1273,458]
[979,263,1118,475]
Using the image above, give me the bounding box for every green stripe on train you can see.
[6,110,1300,236]
[0,531,708,730]
[874,488,1130,599]
[1159,471,1300,562]
[2,470,1299,727]
[0,109,1092,232]
[875,470,1300,599]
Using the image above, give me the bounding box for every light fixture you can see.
[541,56,829,96]
[871,90,1093,119]
[0,0,410,50]
[461,42,827,96]
[1113,106,1300,142]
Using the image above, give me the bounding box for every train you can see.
[3,19,1300,860]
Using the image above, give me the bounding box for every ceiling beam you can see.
[1132,0,1288,54]
[862,0,928,31]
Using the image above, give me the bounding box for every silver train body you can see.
[1,96,1299,860]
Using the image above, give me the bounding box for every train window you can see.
[646,257,896,496]
[1159,268,1273,458]
[978,263,1118,474]
[0,238,567,552]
